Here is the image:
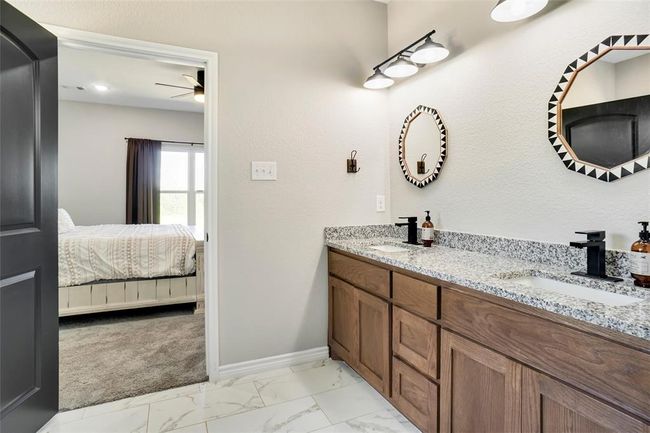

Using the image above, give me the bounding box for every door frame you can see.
[44,25,221,381]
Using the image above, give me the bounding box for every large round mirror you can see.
[549,34,650,181]
[398,105,447,188]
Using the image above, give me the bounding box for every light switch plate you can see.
[251,161,277,181]
[376,195,385,212]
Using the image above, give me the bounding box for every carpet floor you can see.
[59,305,207,410]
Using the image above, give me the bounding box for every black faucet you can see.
[569,231,622,282]
[395,217,419,245]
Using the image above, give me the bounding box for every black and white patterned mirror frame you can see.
[398,105,447,188]
[548,34,650,182]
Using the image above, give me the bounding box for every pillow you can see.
[58,209,75,234]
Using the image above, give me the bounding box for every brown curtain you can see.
[126,138,161,224]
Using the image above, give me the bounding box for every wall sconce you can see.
[364,29,449,90]
[417,154,430,175]
[347,150,360,173]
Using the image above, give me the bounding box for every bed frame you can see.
[58,239,205,316]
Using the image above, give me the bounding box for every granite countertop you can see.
[325,234,650,341]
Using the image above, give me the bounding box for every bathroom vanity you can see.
[325,227,650,433]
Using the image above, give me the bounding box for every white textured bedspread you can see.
[59,224,196,287]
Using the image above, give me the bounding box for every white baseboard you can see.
[217,346,329,379]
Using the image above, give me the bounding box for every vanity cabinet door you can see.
[356,288,390,396]
[522,368,648,433]
[328,276,358,367]
[440,330,522,433]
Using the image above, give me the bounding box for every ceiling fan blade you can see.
[155,82,193,90]
[171,92,194,99]
[183,74,202,87]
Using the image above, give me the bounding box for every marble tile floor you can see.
[38,358,421,433]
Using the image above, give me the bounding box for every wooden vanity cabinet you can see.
[327,248,650,433]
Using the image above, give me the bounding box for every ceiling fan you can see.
[155,70,204,103]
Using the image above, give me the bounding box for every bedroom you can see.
[56,44,208,409]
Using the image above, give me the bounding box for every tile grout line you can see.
[145,403,151,433]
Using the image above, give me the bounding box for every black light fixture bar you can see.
[373,29,436,70]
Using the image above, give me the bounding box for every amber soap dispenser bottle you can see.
[422,211,434,247]
[630,221,650,288]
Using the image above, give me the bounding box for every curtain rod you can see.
[124,137,204,146]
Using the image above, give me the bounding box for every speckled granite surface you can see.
[324,225,632,277]
[324,226,649,340]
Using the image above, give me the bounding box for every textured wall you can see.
[387,1,650,250]
[13,0,390,364]
[58,101,203,225]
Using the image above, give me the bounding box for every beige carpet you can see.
[59,306,207,410]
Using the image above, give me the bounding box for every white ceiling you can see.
[58,46,204,113]
[599,49,648,64]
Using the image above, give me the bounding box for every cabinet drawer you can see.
[329,251,389,298]
[392,357,438,433]
[393,273,439,320]
[393,306,438,379]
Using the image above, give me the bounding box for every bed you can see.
[57,209,204,316]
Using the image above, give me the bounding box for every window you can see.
[160,144,204,228]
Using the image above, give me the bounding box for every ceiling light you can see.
[363,69,394,90]
[93,84,109,92]
[410,37,450,64]
[490,0,549,22]
[384,57,419,78]
[193,86,205,103]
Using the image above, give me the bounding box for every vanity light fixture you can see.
[363,68,394,89]
[490,0,549,22]
[362,29,448,90]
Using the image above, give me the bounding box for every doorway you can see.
[48,25,220,408]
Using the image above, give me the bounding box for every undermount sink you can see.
[508,276,643,307]
[369,244,409,253]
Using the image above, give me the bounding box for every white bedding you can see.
[59,224,196,287]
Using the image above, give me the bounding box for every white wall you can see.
[16,1,390,364]
[562,60,615,108]
[615,53,650,100]
[563,53,650,108]
[387,1,650,250]
[58,101,203,225]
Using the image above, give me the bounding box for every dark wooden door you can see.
[0,2,59,433]
[328,276,357,367]
[522,368,648,433]
[440,330,522,433]
[356,289,390,397]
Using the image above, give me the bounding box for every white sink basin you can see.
[369,244,409,253]
[509,276,643,307]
